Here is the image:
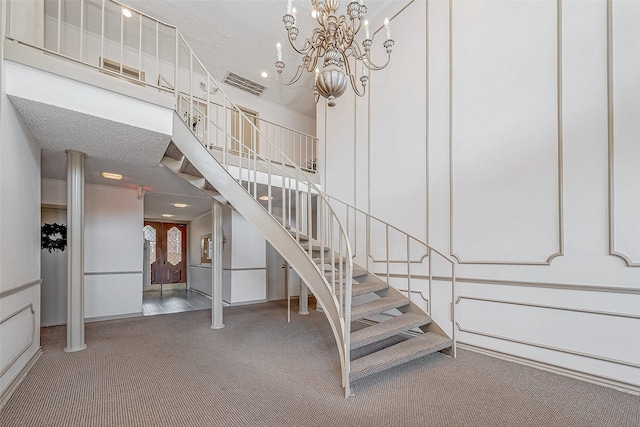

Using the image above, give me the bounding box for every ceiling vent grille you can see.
[222,72,267,97]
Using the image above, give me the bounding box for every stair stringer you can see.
[169,112,348,388]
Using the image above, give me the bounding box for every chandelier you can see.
[275,0,394,107]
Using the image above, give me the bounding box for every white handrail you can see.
[326,195,457,356]
[6,0,316,172]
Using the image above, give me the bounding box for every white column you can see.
[298,280,309,315]
[65,150,87,352]
[211,200,224,329]
[298,192,309,315]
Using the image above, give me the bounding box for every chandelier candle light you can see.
[275,0,394,107]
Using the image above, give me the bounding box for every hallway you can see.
[142,287,211,316]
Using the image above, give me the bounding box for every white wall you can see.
[0,0,42,396]
[222,206,267,305]
[319,0,640,392]
[40,207,67,326]
[188,210,212,295]
[42,179,144,321]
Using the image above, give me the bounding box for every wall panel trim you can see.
[607,0,640,267]
[0,304,36,377]
[458,343,640,395]
[449,0,564,265]
[0,279,42,299]
[456,321,640,370]
[385,273,640,295]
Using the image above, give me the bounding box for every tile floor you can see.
[142,287,212,316]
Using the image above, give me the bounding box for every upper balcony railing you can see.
[5,0,317,173]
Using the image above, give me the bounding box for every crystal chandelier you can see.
[275,0,394,107]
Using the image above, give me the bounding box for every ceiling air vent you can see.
[222,72,267,97]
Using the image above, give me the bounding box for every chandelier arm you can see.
[307,55,320,73]
[351,17,363,38]
[276,64,305,86]
[343,56,366,97]
[363,51,392,71]
[287,32,313,55]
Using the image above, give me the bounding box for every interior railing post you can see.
[366,215,371,271]
[57,0,61,53]
[295,168,300,242]
[385,224,390,284]
[155,22,159,88]
[428,248,433,315]
[307,187,312,256]
[452,263,457,357]
[119,6,123,75]
[79,0,84,61]
[174,27,178,107]
[138,12,142,82]
[188,46,193,141]
[206,75,211,148]
[407,235,411,301]
[268,144,272,213]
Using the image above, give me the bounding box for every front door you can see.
[143,222,187,285]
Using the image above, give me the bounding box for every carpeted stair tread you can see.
[351,280,389,296]
[164,141,183,160]
[203,180,217,192]
[350,313,431,349]
[180,158,203,177]
[351,296,409,321]
[350,332,452,381]
[324,267,368,280]
[336,280,388,297]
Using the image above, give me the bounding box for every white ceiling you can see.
[121,0,407,118]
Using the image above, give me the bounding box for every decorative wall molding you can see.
[0,349,42,412]
[455,296,640,370]
[367,0,429,247]
[458,343,640,396]
[84,271,143,276]
[384,272,640,295]
[607,0,640,267]
[448,0,564,265]
[0,304,36,377]
[456,295,640,321]
[0,279,42,299]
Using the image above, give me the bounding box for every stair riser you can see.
[350,338,453,382]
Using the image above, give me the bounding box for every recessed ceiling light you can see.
[261,71,268,78]
[173,203,188,208]
[101,172,123,180]
[162,214,174,218]
[122,8,132,18]
[258,195,272,201]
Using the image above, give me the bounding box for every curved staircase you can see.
[5,0,457,396]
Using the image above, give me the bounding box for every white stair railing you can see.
[327,196,457,354]
[5,0,354,396]
[5,0,317,173]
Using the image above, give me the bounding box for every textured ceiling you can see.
[12,97,214,221]
[121,0,407,118]
[10,97,171,166]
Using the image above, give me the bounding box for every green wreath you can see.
[41,223,67,252]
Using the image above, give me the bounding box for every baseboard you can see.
[458,342,640,396]
[0,348,42,412]
[224,298,268,307]
[85,312,143,323]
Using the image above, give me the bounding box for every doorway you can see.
[143,221,187,290]
[231,106,258,156]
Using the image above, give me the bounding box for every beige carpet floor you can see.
[1,301,638,427]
